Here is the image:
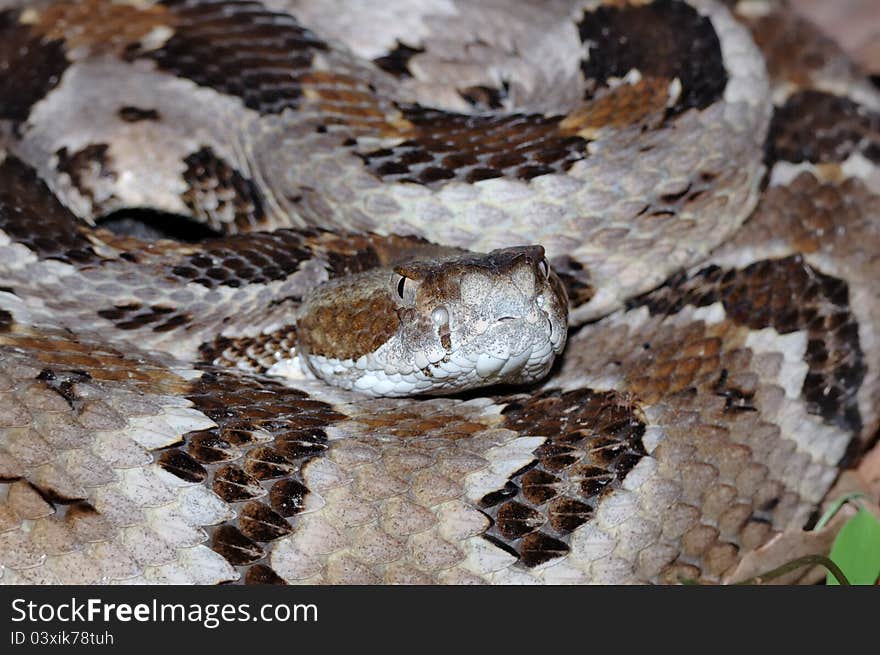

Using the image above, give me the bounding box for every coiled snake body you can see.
[0,0,878,584]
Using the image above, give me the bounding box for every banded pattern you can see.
[134,0,331,115]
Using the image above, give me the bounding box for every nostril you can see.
[497,316,517,323]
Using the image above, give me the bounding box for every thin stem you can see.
[732,555,851,586]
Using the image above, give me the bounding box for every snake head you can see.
[296,245,568,396]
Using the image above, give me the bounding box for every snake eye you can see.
[392,272,418,305]
[538,258,550,278]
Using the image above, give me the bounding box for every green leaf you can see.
[814,493,868,531]
[827,508,880,585]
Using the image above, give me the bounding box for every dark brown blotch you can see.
[239,501,292,542]
[495,500,545,540]
[475,388,648,567]
[547,497,593,533]
[245,564,287,585]
[187,430,238,464]
[521,469,562,505]
[168,229,313,289]
[359,106,588,186]
[28,479,86,505]
[133,0,328,115]
[479,481,519,509]
[373,41,423,78]
[243,447,297,480]
[0,10,70,122]
[56,144,116,212]
[97,303,190,332]
[211,525,266,566]
[179,367,344,579]
[553,256,593,309]
[275,428,329,460]
[577,466,616,498]
[577,0,727,114]
[181,146,266,233]
[269,478,310,517]
[0,157,100,265]
[632,255,865,434]
[518,531,570,568]
[767,89,880,166]
[213,464,265,503]
[157,448,207,483]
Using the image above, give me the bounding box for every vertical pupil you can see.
[397,276,407,298]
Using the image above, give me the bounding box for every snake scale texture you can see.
[0,0,878,584]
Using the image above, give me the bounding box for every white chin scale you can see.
[297,331,562,397]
